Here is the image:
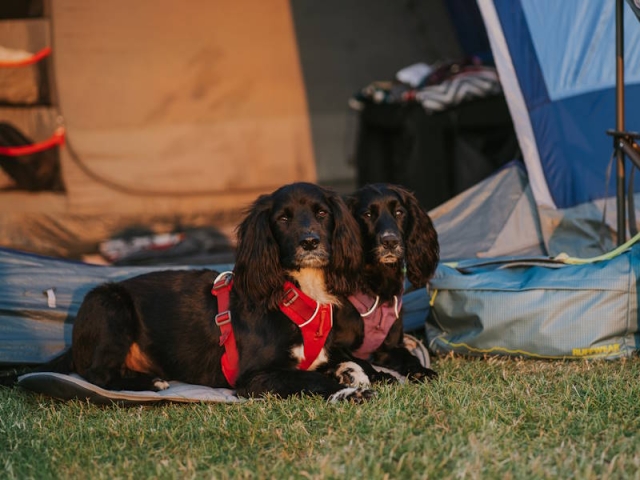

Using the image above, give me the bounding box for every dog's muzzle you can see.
[296,248,330,267]
[294,232,329,267]
[377,232,403,264]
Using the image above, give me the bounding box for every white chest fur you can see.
[287,268,337,371]
[288,268,340,306]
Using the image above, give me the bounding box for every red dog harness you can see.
[211,272,333,387]
[348,292,402,360]
[279,280,333,370]
[211,272,238,386]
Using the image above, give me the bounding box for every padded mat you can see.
[18,372,241,405]
[17,334,430,404]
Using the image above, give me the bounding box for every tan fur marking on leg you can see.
[124,342,154,373]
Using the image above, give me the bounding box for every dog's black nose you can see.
[380,232,400,250]
[300,234,320,251]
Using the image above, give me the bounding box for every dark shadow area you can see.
[0,0,44,20]
[290,0,462,186]
[354,96,519,211]
[101,225,235,266]
[0,122,65,192]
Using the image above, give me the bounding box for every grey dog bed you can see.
[17,334,430,404]
[18,373,241,405]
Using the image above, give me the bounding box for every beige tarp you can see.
[0,0,315,256]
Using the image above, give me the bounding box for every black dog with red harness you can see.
[211,272,336,388]
[39,183,377,402]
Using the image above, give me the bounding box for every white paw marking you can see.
[328,386,375,403]
[153,379,170,391]
[290,344,305,365]
[335,361,370,387]
[329,387,359,403]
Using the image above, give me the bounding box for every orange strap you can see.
[0,126,65,157]
[0,47,52,68]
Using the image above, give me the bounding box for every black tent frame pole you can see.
[608,1,640,243]
[616,0,626,244]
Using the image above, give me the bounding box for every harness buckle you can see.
[212,271,233,291]
[215,311,232,326]
[282,288,299,307]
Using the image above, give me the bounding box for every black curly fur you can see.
[233,183,362,312]
[28,183,374,401]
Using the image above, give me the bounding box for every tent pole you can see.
[616,0,626,244]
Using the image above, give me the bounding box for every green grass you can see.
[3,355,640,479]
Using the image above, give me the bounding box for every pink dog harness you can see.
[348,292,402,360]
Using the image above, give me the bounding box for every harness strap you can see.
[279,281,333,370]
[348,291,402,360]
[211,275,334,386]
[211,271,238,387]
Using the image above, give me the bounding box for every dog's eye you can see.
[363,211,372,219]
[316,209,328,220]
[278,215,290,223]
[394,209,404,218]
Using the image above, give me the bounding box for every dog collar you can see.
[279,281,333,371]
[348,291,401,360]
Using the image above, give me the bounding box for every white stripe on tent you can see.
[477,0,556,209]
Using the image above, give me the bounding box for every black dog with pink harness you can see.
[345,183,440,381]
[348,291,402,360]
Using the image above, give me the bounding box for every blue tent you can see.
[479,0,640,210]
[431,0,640,260]
[421,0,640,359]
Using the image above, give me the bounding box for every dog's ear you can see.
[324,190,363,296]
[344,194,357,213]
[233,194,286,311]
[390,185,440,288]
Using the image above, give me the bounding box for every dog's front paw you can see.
[328,386,376,404]
[371,370,398,384]
[407,367,438,383]
[152,378,171,391]
[334,361,371,387]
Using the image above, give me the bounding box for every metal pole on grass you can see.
[616,0,627,244]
